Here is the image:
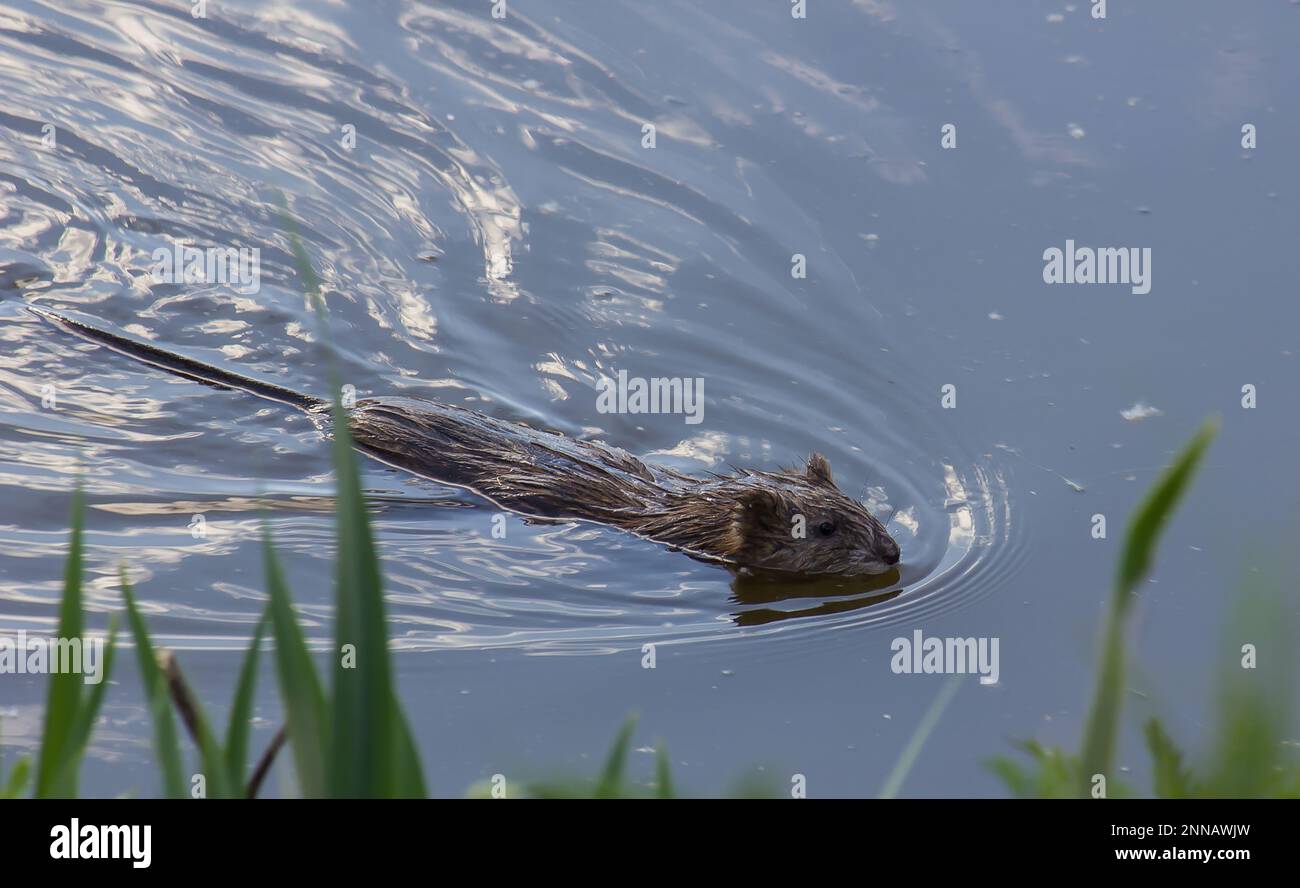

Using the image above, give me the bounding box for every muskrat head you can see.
[727,453,901,577]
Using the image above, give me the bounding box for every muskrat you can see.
[28,306,901,577]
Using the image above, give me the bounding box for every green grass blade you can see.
[1080,419,1217,795]
[1145,717,1193,798]
[35,485,86,797]
[1114,419,1218,608]
[281,209,413,798]
[654,742,674,799]
[984,755,1035,798]
[179,667,234,800]
[1203,582,1295,797]
[3,757,31,799]
[728,772,781,799]
[262,529,329,798]
[65,617,116,751]
[594,716,637,798]
[389,701,427,798]
[327,391,400,797]
[1077,609,1125,797]
[879,675,962,799]
[53,615,118,795]
[121,572,186,798]
[224,610,268,787]
[279,207,424,798]
[276,194,325,314]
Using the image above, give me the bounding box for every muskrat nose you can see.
[883,544,900,565]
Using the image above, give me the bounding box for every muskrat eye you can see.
[818,521,836,537]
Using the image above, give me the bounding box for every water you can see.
[1,0,1297,796]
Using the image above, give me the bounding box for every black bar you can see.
[0,799,1278,872]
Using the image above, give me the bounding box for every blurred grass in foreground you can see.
[987,419,1300,798]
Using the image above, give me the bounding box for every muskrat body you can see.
[30,307,901,577]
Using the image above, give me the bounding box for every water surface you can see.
[1,0,1296,796]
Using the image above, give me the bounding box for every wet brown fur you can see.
[344,398,900,575]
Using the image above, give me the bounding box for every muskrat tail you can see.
[27,305,325,412]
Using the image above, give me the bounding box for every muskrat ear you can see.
[736,488,787,532]
[806,452,834,486]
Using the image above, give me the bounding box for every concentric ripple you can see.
[0,0,1026,657]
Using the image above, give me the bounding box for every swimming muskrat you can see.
[29,306,901,577]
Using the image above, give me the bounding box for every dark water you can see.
[1,0,1296,796]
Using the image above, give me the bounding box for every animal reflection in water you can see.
[728,569,902,627]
